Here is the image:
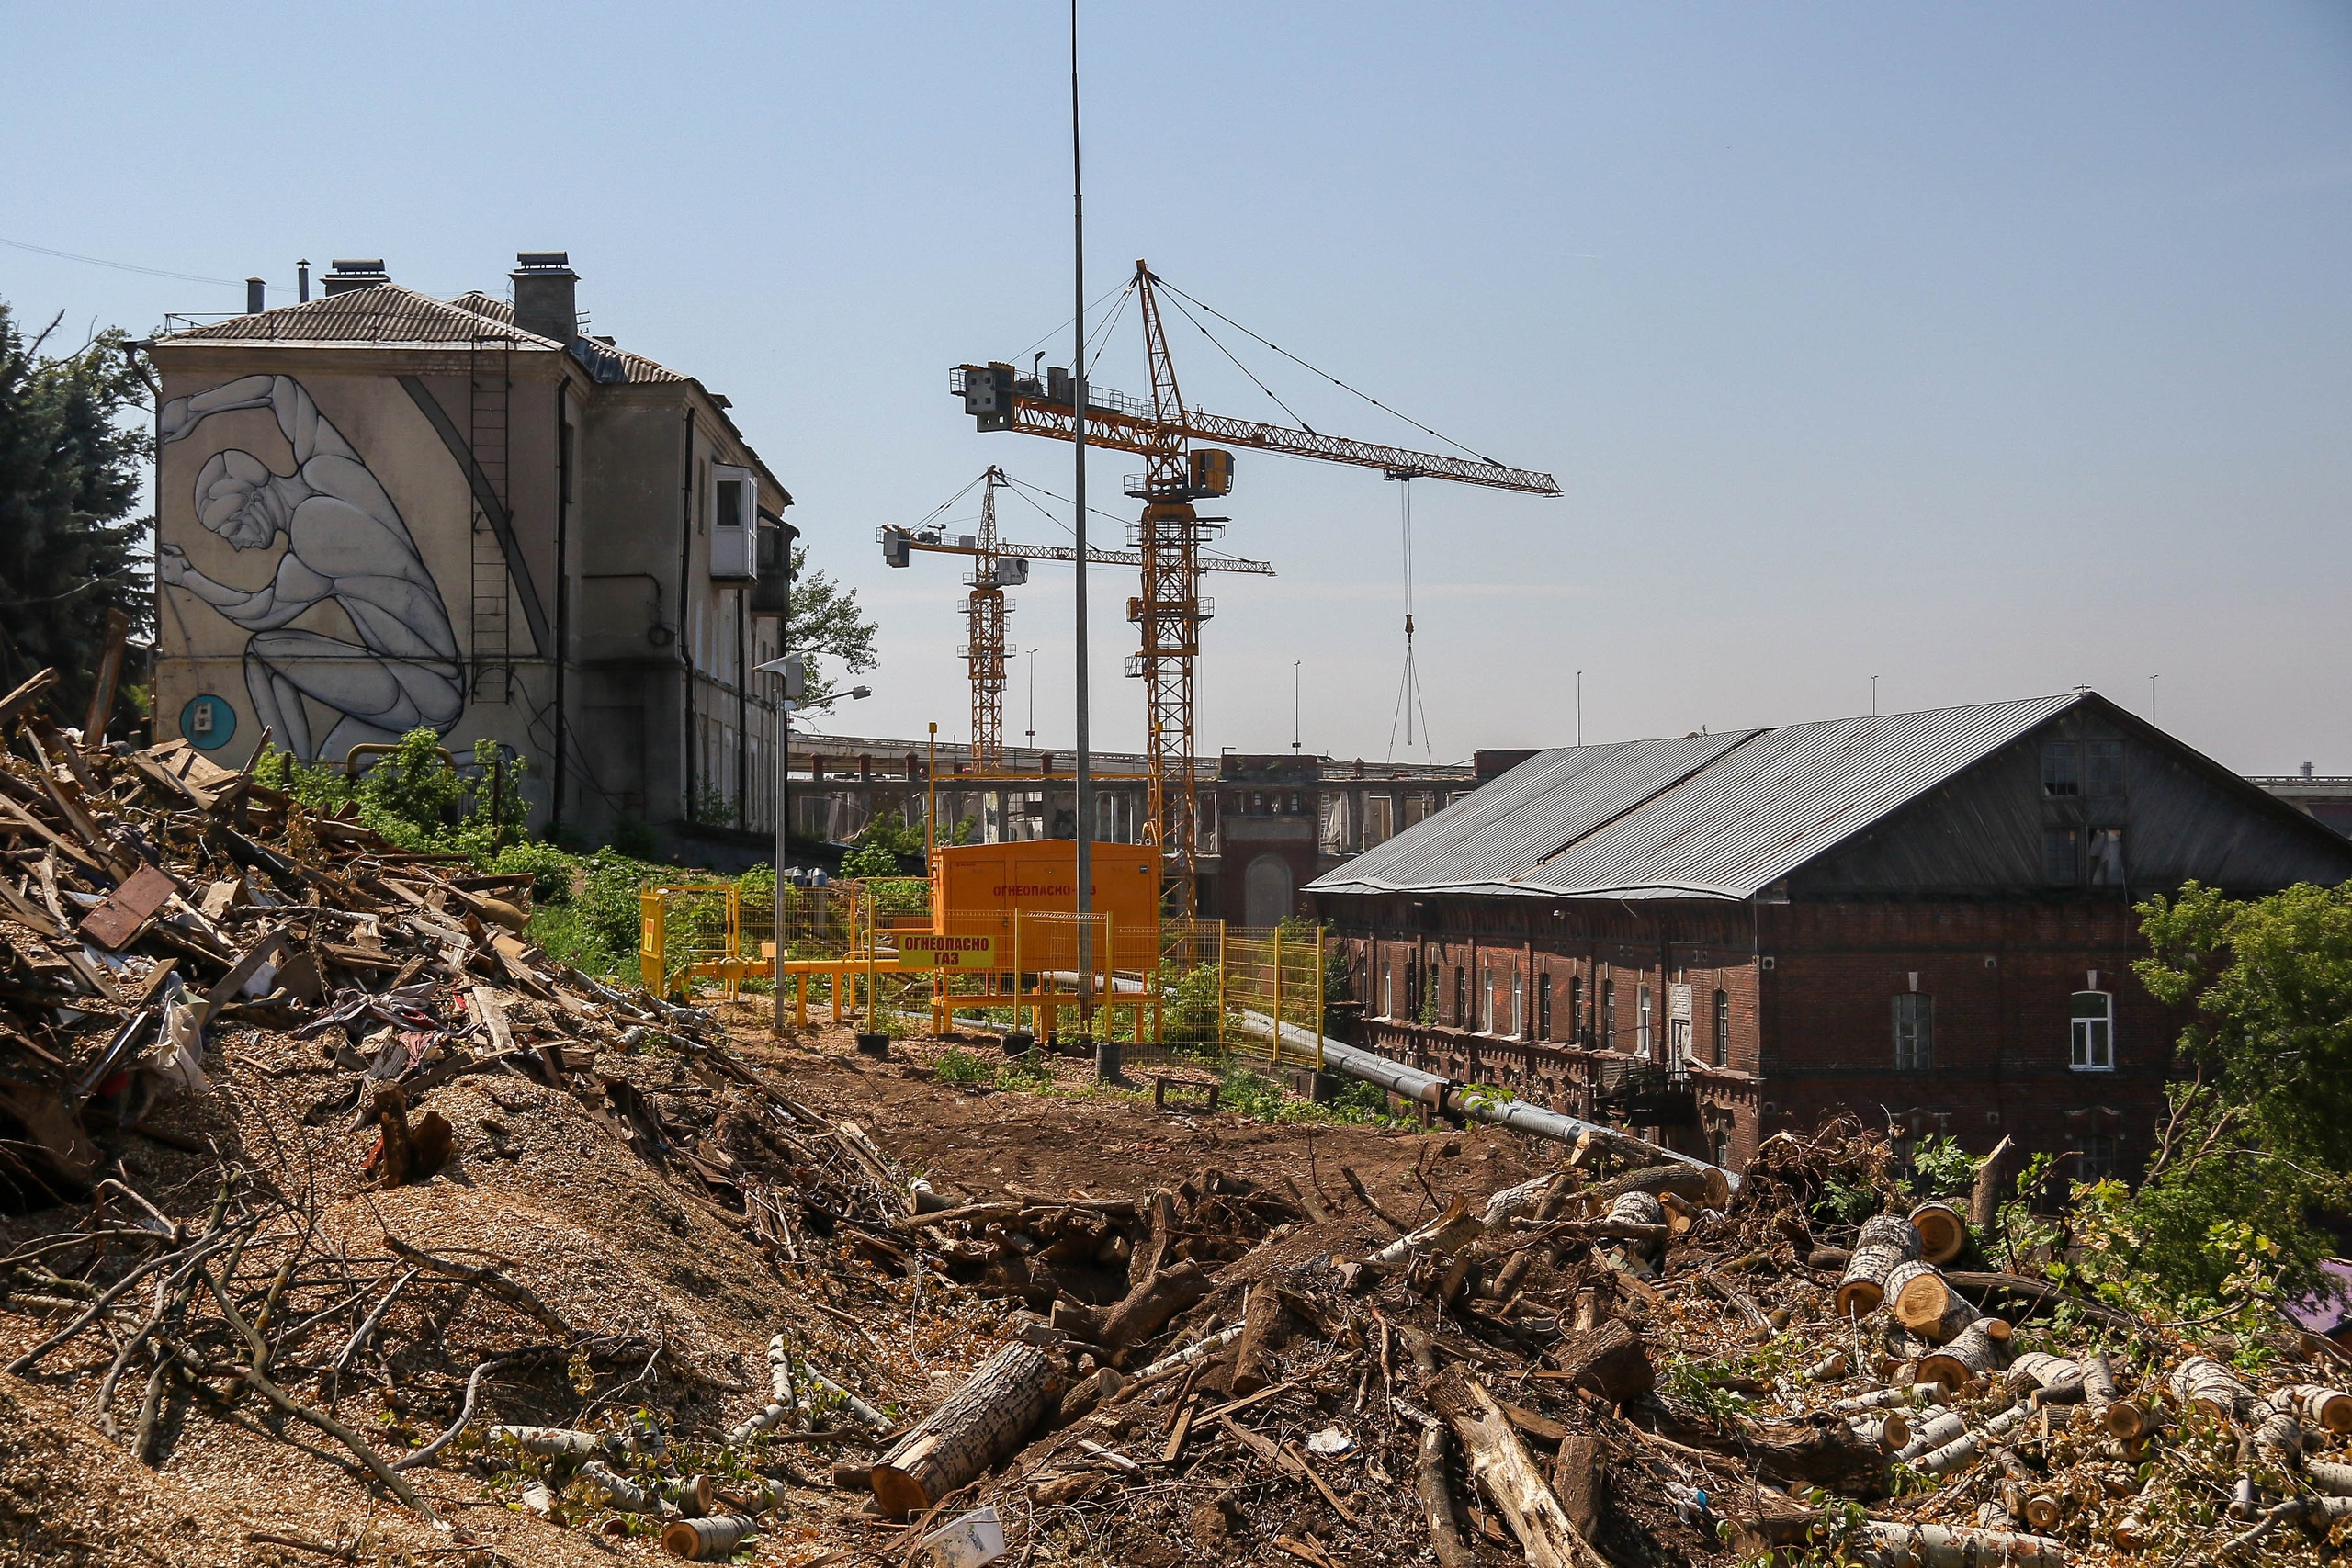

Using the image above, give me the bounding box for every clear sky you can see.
[6,3,2347,771]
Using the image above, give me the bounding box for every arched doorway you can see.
[1244,853,1293,929]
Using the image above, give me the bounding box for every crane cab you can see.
[1190,448,1235,497]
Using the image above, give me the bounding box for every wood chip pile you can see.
[4,667,2351,1564]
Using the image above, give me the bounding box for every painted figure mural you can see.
[159,375,462,761]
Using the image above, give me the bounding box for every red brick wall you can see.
[1322,894,2175,1176]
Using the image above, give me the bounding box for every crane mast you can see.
[966,469,1012,766]
[952,260,1558,918]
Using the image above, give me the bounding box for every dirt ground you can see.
[0,1005,1550,1568]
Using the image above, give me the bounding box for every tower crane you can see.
[954,260,1559,915]
[879,466,1273,768]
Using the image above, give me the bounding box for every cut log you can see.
[1907,1201,1967,1266]
[1736,1419,1889,1497]
[1584,1161,1732,1213]
[1367,1192,1486,1268]
[1052,1257,1214,1351]
[1227,1280,1291,1397]
[1893,1409,1966,1463]
[1415,1422,1477,1568]
[490,1425,603,1460]
[1916,1318,2010,1395]
[1847,1411,1912,1452]
[1545,1317,1654,1404]
[1829,1383,1945,1415]
[1550,1433,1602,1540]
[2003,1352,2081,1398]
[1884,1260,1976,1345]
[1856,1519,2063,1567]
[869,1341,1061,1517]
[2280,1382,2352,1435]
[2170,1356,2257,1421]
[662,1517,757,1560]
[1429,1368,1602,1568]
[2077,1353,2146,1438]
[1911,1404,2029,1476]
[2307,1459,2352,1496]
[1837,1215,1921,1317]
[1798,1350,1850,1385]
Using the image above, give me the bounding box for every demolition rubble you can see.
[2,670,2350,1563]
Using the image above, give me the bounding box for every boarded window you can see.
[1893,993,1933,1070]
[2071,991,2114,1070]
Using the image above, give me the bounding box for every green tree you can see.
[0,303,153,730]
[785,544,878,701]
[2101,881,2352,1308]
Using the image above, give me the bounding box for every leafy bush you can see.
[932,1048,993,1087]
[1907,1134,1979,1198]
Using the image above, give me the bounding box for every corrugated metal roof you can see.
[1309,694,2082,900]
[155,285,556,348]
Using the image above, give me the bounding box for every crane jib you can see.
[952,365,1559,497]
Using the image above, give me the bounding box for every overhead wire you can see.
[1155,274,1505,466]
[1016,276,1133,363]
[0,236,247,288]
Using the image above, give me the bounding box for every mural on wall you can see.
[159,375,462,761]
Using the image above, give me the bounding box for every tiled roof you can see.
[1307,695,2086,900]
[154,284,556,348]
[447,292,686,384]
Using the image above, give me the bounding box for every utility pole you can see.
[1292,660,1301,754]
[1069,0,1101,1064]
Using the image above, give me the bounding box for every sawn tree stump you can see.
[870,1341,1062,1517]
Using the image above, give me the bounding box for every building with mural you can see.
[144,254,792,854]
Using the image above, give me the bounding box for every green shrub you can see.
[932,1048,993,1087]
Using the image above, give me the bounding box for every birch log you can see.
[2079,1353,2146,1439]
[1883,1260,1977,1345]
[1838,1215,1922,1317]
[1915,1318,2010,1394]
[1906,1201,1968,1266]
[2170,1356,2257,1421]
[870,1341,1061,1517]
[2280,1382,2352,1435]
[662,1517,758,1560]
[1856,1519,2064,1567]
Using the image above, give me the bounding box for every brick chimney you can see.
[511,251,578,343]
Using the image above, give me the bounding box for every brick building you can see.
[1306,694,2352,1173]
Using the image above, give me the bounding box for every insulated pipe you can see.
[1234,1010,1736,1190]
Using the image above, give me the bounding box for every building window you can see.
[1480,964,1495,1032]
[1893,993,1933,1070]
[2086,741,2123,797]
[1365,795,1395,847]
[2042,744,2079,797]
[2079,1131,2119,1180]
[1600,979,1615,1048]
[2071,991,2114,1070]
[1405,957,1419,1020]
[1570,976,1586,1042]
[1713,988,1731,1068]
[1453,966,1466,1026]
[2043,826,2080,885]
[1713,1132,1732,1168]
[1637,984,1654,1058]
[2087,828,2125,886]
[1512,970,1524,1038]
[1538,974,1552,1041]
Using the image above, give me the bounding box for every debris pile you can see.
[3,668,2349,1563]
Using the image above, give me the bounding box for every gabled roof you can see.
[1308,694,2085,900]
[447,293,687,385]
[153,284,557,349]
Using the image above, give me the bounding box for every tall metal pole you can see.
[1070,0,1097,1045]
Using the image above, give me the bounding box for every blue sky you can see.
[6,3,2348,769]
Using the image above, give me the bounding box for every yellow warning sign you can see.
[895,932,1000,970]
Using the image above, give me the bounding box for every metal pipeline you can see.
[1233,1010,1736,1189]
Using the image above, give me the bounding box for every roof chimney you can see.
[322,259,389,295]
[511,251,578,343]
[245,277,266,314]
[297,260,311,302]
[2303,761,2316,782]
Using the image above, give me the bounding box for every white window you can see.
[710,464,756,579]
[2071,991,2114,1070]
[2087,828,2125,886]
[1481,964,1496,1032]
[1511,970,1524,1038]
[1637,984,1654,1058]
[1894,993,1933,1070]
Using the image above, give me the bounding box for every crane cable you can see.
[1158,289,1318,434]
[1153,274,1508,468]
[1385,478,1435,764]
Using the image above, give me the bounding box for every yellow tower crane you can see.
[881,466,1274,769]
[954,261,1559,915]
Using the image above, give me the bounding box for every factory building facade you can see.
[145,254,793,855]
[1307,694,2352,1175]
